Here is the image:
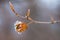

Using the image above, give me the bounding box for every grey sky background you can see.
[0,0,60,40]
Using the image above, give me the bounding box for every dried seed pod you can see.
[14,21,28,32]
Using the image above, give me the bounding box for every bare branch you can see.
[27,17,57,24]
[9,1,15,13]
[9,2,60,25]
[9,1,25,18]
[27,16,60,24]
[32,21,56,24]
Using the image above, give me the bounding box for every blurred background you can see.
[0,0,60,40]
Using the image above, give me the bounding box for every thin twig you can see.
[9,1,25,19]
[27,17,57,24]
[9,1,60,25]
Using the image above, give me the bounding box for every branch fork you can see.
[9,1,60,25]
